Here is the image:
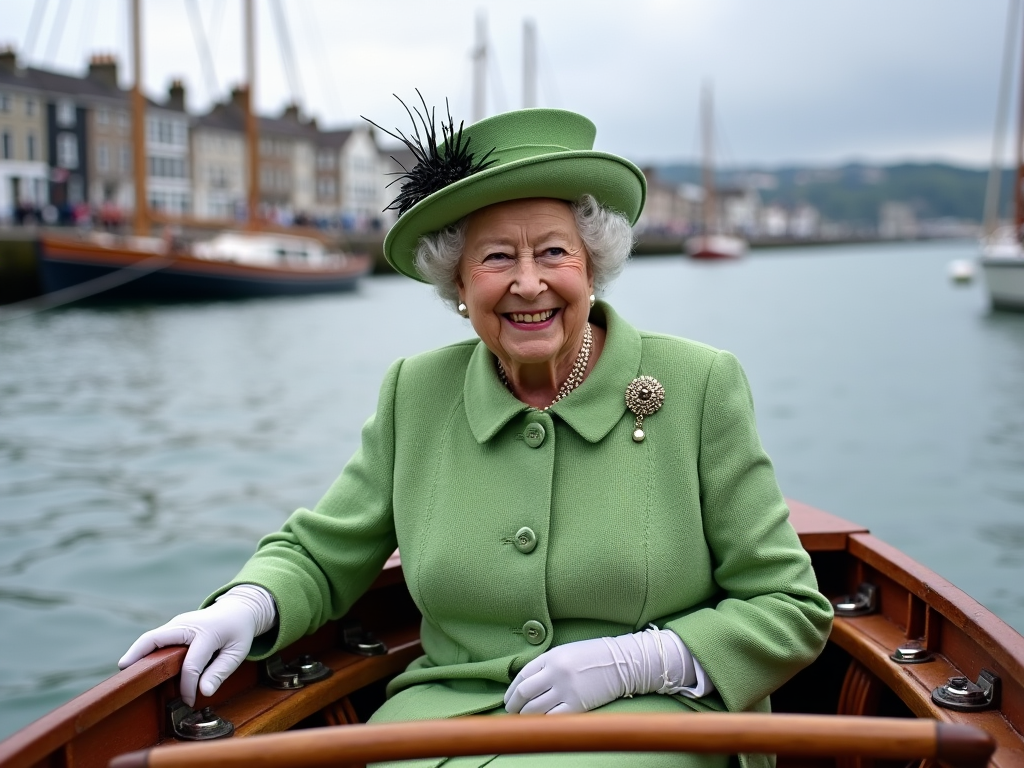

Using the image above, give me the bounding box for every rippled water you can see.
[1,240,1023,740]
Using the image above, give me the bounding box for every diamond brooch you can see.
[625,376,665,443]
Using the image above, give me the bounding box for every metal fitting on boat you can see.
[167,699,234,740]
[261,653,333,690]
[291,654,332,683]
[831,583,877,617]
[341,620,388,656]
[890,639,934,664]
[932,669,1001,712]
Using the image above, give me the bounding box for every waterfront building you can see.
[84,55,133,221]
[636,166,696,236]
[146,81,191,217]
[0,49,48,223]
[318,125,387,231]
[259,103,318,224]
[190,90,248,221]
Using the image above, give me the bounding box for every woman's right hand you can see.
[117,585,276,707]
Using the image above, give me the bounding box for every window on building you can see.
[27,133,37,161]
[97,107,109,125]
[57,132,79,168]
[1,131,12,159]
[120,146,130,172]
[57,99,76,127]
[97,143,109,171]
[25,98,36,117]
[0,93,10,112]
[117,111,129,133]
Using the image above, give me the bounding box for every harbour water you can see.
[1,239,1023,740]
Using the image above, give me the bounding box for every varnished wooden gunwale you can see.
[108,714,996,768]
[2,503,1023,768]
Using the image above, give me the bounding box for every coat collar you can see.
[464,301,642,444]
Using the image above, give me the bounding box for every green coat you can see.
[209,302,833,768]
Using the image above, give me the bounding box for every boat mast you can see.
[1016,0,1024,238]
[701,83,716,236]
[472,11,487,122]
[523,19,537,109]
[131,0,149,236]
[245,0,260,230]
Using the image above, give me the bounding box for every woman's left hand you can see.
[504,628,703,714]
[504,637,628,714]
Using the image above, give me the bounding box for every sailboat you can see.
[980,0,1024,310]
[684,84,748,260]
[34,0,371,302]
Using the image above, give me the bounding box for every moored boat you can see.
[980,229,1024,310]
[979,2,1024,311]
[684,233,748,261]
[685,84,748,262]
[36,231,373,300]
[1,501,1020,768]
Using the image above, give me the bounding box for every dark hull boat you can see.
[1,501,1020,767]
[37,234,373,301]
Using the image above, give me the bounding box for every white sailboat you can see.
[980,0,1024,310]
[684,84,747,260]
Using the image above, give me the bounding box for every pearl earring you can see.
[589,294,596,308]
[457,302,469,318]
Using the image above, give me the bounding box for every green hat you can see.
[381,108,647,282]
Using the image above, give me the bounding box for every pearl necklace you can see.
[497,322,593,411]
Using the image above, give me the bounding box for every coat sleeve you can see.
[202,359,403,659]
[662,350,833,712]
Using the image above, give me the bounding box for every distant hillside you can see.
[654,162,1013,227]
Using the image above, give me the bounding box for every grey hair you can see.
[413,194,635,311]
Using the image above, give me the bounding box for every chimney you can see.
[87,53,119,90]
[282,102,301,123]
[230,85,248,111]
[0,47,16,73]
[167,79,185,111]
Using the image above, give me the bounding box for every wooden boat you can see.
[36,231,373,301]
[24,0,374,307]
[1,499,1020,767]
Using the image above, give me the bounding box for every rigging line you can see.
[209,0,227,57]
[43,0,71,65]
[984,0,1021,233]
[23,0,50,61]
[0,252,176,324]
[184,0,220,102]
[269,0,305,107]
[75,0,100,72]
[535,29,561,108]
[299,0,345,119]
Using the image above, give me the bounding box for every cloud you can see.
[0,0,1012,165]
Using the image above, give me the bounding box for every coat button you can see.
[523,423,546,448]
[523,620,547,645]
[514,526,537,554]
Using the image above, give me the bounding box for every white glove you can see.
[118,584,277,707]
[504,627,709,715]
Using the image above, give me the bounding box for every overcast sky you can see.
[1,0,1016,168]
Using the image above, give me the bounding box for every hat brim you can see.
[383,151,646,282]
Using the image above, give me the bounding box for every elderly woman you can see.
[119,106,832,768]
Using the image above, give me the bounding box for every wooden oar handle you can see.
[109,712,995,768]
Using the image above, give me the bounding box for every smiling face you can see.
[456,198,594,382]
